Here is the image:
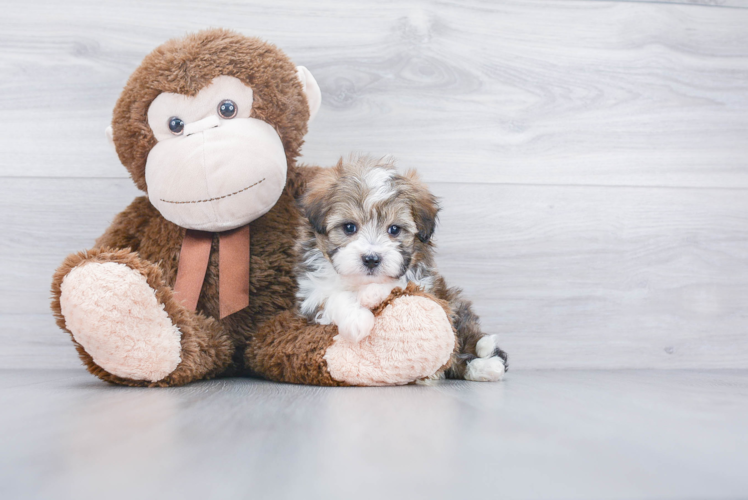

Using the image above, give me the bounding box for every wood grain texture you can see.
[0,0,746,370]
[0,315,81,370]
[0,0,747,187]
[604,0,748,7]
[2,369,748,499]
[2,177,747,369]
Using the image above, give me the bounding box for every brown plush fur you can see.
[51,29,488,387]
[49,29,323,386]
[112,28,311,192]
[51,163,317,386]
[247,282,457,386]
[245,311,345,386]
[51,247,233,387]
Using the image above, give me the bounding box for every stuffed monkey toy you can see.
[50,29,506,387]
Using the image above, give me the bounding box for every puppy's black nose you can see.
[362,254,381,269]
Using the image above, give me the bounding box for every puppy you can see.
[295,155,508,381]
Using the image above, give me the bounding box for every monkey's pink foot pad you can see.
[59,262,182,382]
[324,295,455,386]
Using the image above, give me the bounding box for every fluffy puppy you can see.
[295,155,508,381]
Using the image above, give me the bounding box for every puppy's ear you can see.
[300,162,341,234]
[301,193,329,234]
[405,170,440,243]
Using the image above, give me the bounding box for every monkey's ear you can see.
[105,125,115,149]
[296,66,321,122]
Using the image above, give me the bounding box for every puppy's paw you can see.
[357,283,396,309]
[475,334,509,369]
[336,307,376,343]
[465,356,506,382]
[476,334,501,358]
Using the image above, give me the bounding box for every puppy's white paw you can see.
[337,307,376,343]
[476,334,500,358]
[465,356,505,382]
[357,283,396,309]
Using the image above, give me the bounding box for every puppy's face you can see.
[301,157,439,283]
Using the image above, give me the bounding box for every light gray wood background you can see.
[1,0,747,370]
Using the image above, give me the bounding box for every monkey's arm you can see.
[246,284,456,386]
[94,196,160,252]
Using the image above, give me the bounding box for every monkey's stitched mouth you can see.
[159,178,266,204]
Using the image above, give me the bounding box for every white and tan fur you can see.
[295,155,508,381]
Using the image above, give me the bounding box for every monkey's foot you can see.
[59,261,182,382]
[324,290,456,386]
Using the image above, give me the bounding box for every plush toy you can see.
[50,29,506,387]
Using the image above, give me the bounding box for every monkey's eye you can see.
[168,117,184,135]
[218,99,237,119]
[388,225,402,236]
[343,223,358,236]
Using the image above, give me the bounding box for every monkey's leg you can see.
[245,284,456,386]
[245,310,345,386]
[443,290,508,382]
[51,248,234,387]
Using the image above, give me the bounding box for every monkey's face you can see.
[110,30,321,230]
[144,76,287,231]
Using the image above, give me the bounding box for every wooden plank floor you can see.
[1,369,747,500]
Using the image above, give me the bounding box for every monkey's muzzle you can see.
[145,118,288,232]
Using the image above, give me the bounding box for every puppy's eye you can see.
[218,99,237,119]
[388,225,401,236]
[168,117,185,135]
[343,223,357,235]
